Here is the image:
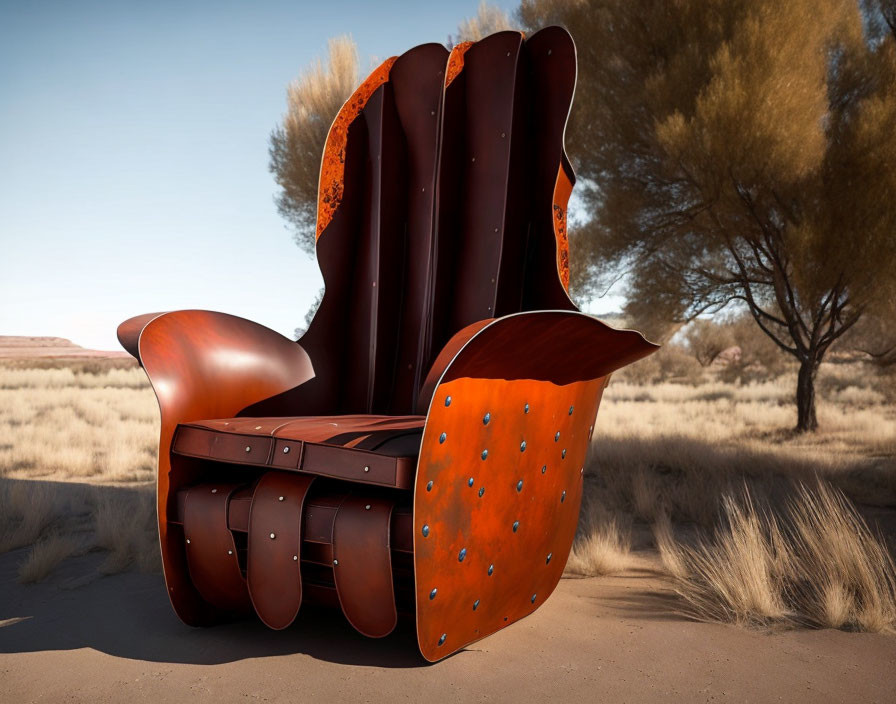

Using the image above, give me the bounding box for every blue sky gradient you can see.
[0,0,606,351]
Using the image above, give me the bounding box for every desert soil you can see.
[2,550,893,704]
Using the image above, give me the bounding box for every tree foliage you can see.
[269,37,360,256]
[519,0,896,430]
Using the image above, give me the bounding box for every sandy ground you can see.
[2,549,894,704]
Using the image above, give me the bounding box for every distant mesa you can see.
[0,336,130,360]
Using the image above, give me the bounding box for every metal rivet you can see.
[468,477,474,487]
[293,555,298,561]
[524,403,529,414]
[445,396,452,406]
[438,633,447,646]
[426,481,433,492]
[422,524,430,537]
[589,425,594,435]
[473,599,480,610]
[494,227,499,232]
[581,466,585,475]
[439,432,447,444]
[430,588,438,600]
[364,466,370,472]
[546,552,553,564]
[245,446,251,453]
[283,446,290,454]
[501,132,505,138]
[488,564,494,576]
[569,406,574,415]
[422,187,425,192]
[211,488,217,493]
[520,440,526,452]
[333,559,338,566]
[458,548,467,562]
[531,594,537,603]
[278,496,284,501]
[512,521,519,532]
[561,491,566,503]
[554,431,560,442]
[483,412,490,425]
[270,532,276,539]
[548,48,552,55]
[227,549,233,555]
[365,504,371,510]
[186,538,190,544]
[255,425,262,430]
[541,465,547,474]
[478,486,485,497]
[562,449,567,459]
[481,449,488,460]
[506,51,510,56]
[517,479,523,492]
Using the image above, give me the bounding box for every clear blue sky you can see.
[0,0,615,351]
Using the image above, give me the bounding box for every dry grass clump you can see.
[92,489,159,574]
[566,498,632,577]
[655,483,896,632]
[17,533,82,584]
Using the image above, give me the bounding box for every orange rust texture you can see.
[445,41,473,86]
[316,57,397,240]
[414,375,607,661]
[552,163,573,292]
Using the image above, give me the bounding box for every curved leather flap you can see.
[247,471,315,629]
[333,495,397,638]
[183,482,250,612]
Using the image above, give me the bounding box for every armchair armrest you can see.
[412,311,657,661]
[117,309,314,626]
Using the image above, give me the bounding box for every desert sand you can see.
[2,546,894,704]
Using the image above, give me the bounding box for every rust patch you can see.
[445,41,473,86]
[552,162,573,292]
[316,56,397,240]
[414,375,607,661]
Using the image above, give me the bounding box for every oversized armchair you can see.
[119,27,657,661]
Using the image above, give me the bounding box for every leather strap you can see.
[247,471,315,629]
[183,482,250,612]
[332,495,397,638]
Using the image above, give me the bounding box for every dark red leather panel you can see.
[172,414,424,489]
[182,483,250,612]
[247,472,314,629]
[333,495,397,638]
[173,487,415,553]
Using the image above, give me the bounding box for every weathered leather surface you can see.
[247,472,315,629]
[172,415,425,489]
[183,482,250,612]
[332,495,397,638]
[173,486,415,553]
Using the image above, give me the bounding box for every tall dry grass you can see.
[653,483,896,632]
[0,365,158,482]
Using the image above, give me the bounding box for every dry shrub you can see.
[0,480,61,552]
[615,344,704,386]
[17,533,80,584]
[93,490,159,574]
[658,483,896,632]
[565,498,632,577]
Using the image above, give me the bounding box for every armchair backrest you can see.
[299,28,579,416]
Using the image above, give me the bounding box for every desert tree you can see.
[269,36,360,256]
[519,0,896,431]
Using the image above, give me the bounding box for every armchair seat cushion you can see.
[172,415,425,489]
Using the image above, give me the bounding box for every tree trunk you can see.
[796,357,819,432]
